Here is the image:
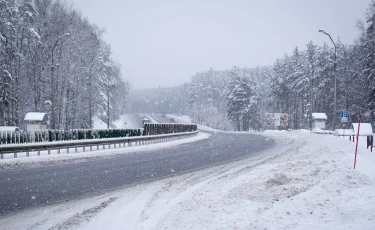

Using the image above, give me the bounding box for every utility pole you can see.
[318,29,337,130]
[51,33,69,129]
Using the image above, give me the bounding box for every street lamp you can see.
[89,58,98,129]
[318,29,337,130]
[51,33,70,129]
[107,86,111,129]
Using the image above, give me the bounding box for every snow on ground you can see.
[93,116,107,129]
[0,132,210,169]
[112,114,142,129]
[1,130,375,230]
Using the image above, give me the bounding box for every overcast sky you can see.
[69,0,370,89]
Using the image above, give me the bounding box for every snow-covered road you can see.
[1,130,374,230]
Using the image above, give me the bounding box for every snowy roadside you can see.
[1,130,375,230]
[0,132,211,170]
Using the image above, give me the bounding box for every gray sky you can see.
[69,0,370,89]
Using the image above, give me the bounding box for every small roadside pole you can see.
[354,115,362,169]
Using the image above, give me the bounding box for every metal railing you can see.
[0,131,198,159]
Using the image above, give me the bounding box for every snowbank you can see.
[352,123,373,136]
[1,131,375,230]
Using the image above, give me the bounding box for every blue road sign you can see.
[341,112,348,118]
[341,112,348,123]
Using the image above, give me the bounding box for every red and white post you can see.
[354,115,362,169]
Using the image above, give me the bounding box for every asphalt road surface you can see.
[0,132,274,216]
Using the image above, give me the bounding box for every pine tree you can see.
[226,67,260,131]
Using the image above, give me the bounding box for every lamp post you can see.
[89,59,97,129]
[107,87,110,129]
[318,29,337,130]
[51,33,70,129]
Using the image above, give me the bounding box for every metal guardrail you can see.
[0,131,199,159]
[311,130,336,135]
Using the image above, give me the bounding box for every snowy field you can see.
[1,130,374,230]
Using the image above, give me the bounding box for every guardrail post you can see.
[14,152,17,158]
[58,149,60,154]
[97,145,99,150]
[37,151,40,156]
[367,135,373,152]
[90,146,92,151]
[75,147,78,153]
[83,147,86,152]
[67,148,70,153]
[48,150,51,155]
[26,152,29,157]
[1,153,3,159]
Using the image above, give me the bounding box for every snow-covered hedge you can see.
[142,123,197,135]
[0,129,141,145]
